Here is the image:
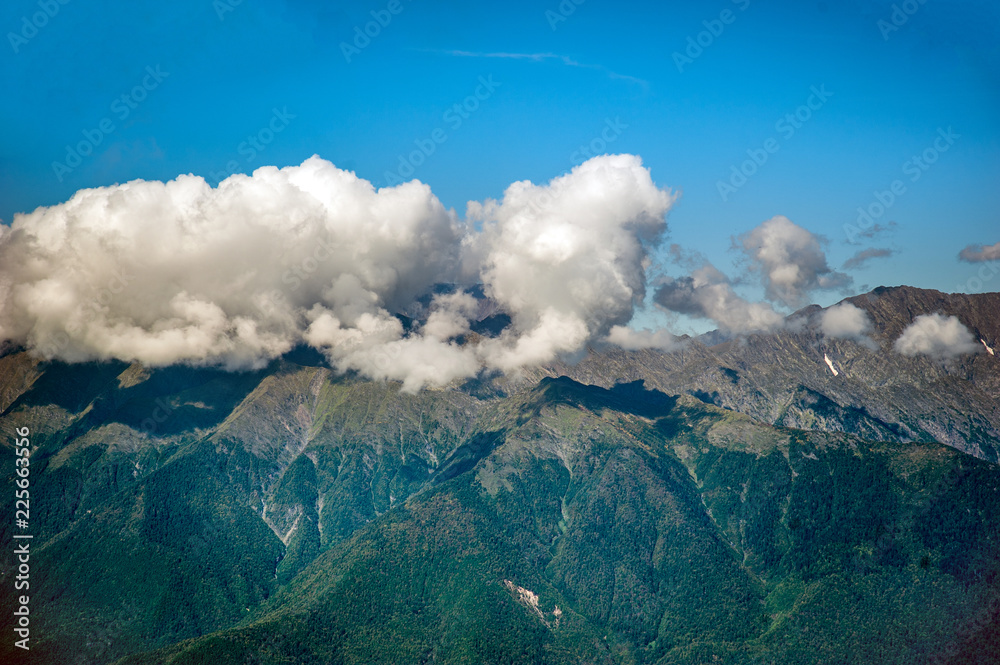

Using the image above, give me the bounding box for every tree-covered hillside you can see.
[1,347,997,664]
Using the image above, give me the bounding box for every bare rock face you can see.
[527,288,1000,462]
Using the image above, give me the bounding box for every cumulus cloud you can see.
[893,313,981,360]
[842,247,894,271]
[653,262,785,334]
[820,302,875,347]
[0,157,461,373]
[738,216,851,307]
[0,154,675,391]
[959,241,1000,263]
[468,154,675,371]
[604,325,683,351]
[304,307,479,393]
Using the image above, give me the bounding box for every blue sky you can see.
[3,0,998,329]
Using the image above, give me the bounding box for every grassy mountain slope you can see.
[0,287,998,664]
[2,369,989,664]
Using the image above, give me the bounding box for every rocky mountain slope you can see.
[0,286,997,664]
[526,287,1000,462]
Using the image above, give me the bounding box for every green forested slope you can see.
[0,354,997,665]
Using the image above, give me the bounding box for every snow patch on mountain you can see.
[824,353,839,376]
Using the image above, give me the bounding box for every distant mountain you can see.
[526,287,1000,462]
[0,286,997,664]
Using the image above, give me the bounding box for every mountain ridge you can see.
[0,285,997,664]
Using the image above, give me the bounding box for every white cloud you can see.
[653,262,785,334]
[738,216,851,307]
[959,241,1000,263]
[820,302,874,346]
[0,154,676,391]
[604,325,683,351]
[0,156,462,378]
[893,313,981,360]
[469,153,675,370]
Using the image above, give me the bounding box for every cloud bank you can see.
[893,313,981,360]
[0,154,674,390]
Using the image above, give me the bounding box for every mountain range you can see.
[1,285,997,664]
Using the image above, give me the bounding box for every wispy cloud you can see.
[432,50,648,88]
[845,220,896,244]
[842,247,894,270]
